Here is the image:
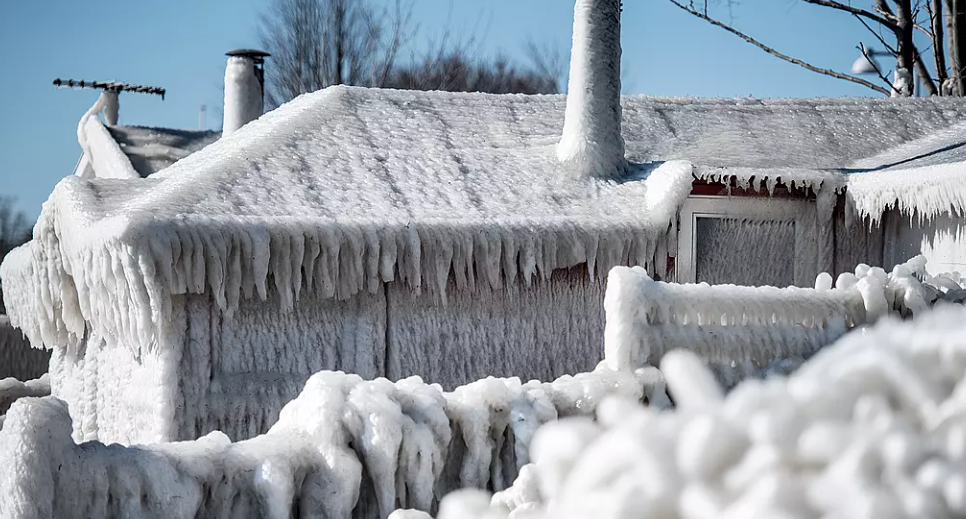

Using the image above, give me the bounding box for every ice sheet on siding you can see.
[387,268,605,390]
[0,316,49,380]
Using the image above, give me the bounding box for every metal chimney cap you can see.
[226,49,271,62]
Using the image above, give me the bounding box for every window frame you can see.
[677,195,815,285]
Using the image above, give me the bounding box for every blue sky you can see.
[1,0,881,221]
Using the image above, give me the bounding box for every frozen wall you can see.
[387,268,605,389]
[883,210,966,275]
[0,316,49,381]
[49,331,181,445]
[694,219,797,287]
[0,366,668,519]
[176,289,387,442]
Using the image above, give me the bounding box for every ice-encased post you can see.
[558,0,626,180]
[223,55,264,135]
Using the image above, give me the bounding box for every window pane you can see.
[695,218,796,287]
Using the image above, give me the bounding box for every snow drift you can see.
[0,365,667,518]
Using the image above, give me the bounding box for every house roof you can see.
[106,126,221,177]
[6,86,966,352]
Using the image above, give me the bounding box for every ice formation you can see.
[74,91,139,180]
[603,256,961,384]
[437,305,966,519]
[557,0,626,179]
[0,365,667,518]
[0,374,49,417]
[603,266,867,373]
[1,90,695,357]
[223,55,263,135]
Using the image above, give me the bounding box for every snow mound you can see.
[438,305,966,519]
[0,365,667,518]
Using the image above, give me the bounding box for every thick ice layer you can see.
[603,266,867,371]
[2,147,693,356]
[439,306,966,519]
[558,0,625,179]
[0,365,667,518]
[74,92,139,180]
[0,374,49,416]
[603,257,958,375]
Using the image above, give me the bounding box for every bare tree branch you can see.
[801,0,899,29]
[854,13,898,55]
[859,43,898,91]
[668,0,891,95]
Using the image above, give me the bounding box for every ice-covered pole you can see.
[223,52,265,135]
[557,0,626,180]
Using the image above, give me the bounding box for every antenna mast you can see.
[52,78,166,100]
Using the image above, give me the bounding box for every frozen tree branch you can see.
[668,0,892,95]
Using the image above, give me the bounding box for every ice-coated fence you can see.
[603,266,868,375]
[0,365,668,519]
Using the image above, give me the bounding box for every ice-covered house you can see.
[4,0,966,446]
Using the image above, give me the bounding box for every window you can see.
[677,196,816,287]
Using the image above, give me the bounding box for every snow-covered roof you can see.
[6,86,966,352]
[106,126,221,177]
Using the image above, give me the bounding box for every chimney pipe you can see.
[103,91,119,126]
[558,0,625,179]
[223,49,270,135]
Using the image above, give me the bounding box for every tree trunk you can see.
[933,0,949,88]
[946,0,966,95]
[895,0,916,96]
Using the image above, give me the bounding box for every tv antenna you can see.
[52,78,166,100]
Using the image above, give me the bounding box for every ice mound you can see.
[436,305,966,519]
[0,374,49,429]
[0,365,667,518]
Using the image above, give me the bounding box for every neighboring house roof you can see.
[106,126,221,177]
[6,86,966,352]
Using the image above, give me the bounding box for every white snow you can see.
[223,56,263,135]
[557,0,626,179]
[0,364,668,518]
[437,305,966,519]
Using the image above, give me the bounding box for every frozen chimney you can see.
[558,0,626,179]
[223,49,270,135]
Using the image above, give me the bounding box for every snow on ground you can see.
[433,305,966,519]
[0,364,667,518]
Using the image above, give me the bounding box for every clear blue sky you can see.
[1,0,881,221]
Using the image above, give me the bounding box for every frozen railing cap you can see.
[557,0,626,180]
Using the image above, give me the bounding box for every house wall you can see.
[172,267,604,442]
[174,288,388,442]
[52,266,609,444]
[386,267,605,389]
[49,333,181,445]
[0,316,50,381]
[883,210,966,274]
